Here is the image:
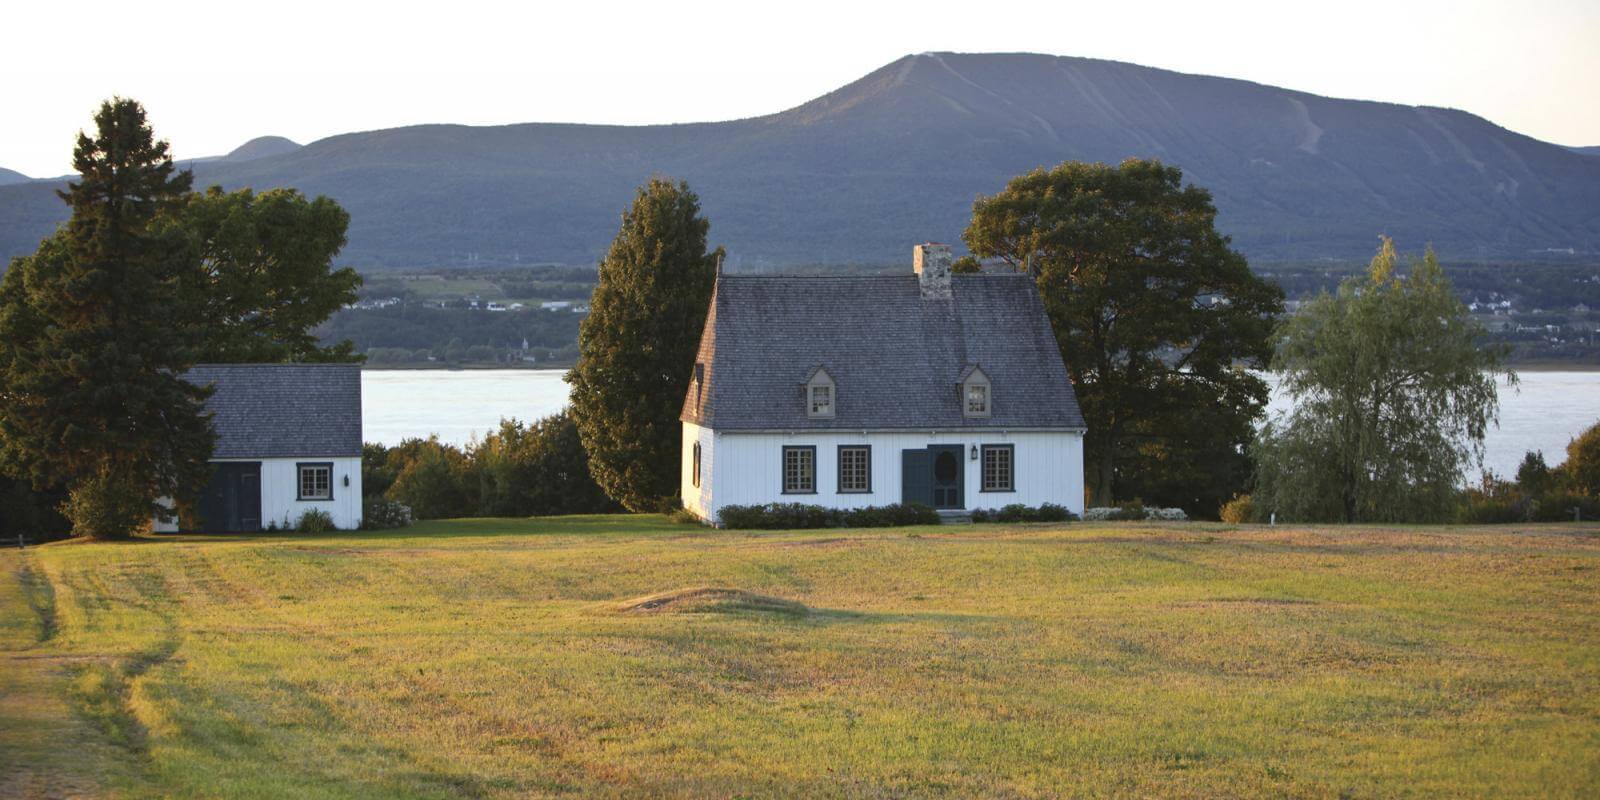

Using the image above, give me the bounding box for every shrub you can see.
[361,498,413,530]
[717,502,937,530]
[60,468,150,540]
[296,508,336,534]
[1530,490,1600,522]
[1082,504,1187,522]
[1219,494,1256,524]
[969,503,1076,523]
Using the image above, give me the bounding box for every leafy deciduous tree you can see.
[473,413,619,516]
[168,186,361,362]
[1565,421,1600,497]
[964,159,1283,513]
[566,178,722,512]
[1254,238,1510,523]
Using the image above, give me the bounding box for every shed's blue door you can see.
[197,462,262,532]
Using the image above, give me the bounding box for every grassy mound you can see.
[616,586,809,617]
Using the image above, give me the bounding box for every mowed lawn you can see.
[2,518,1598,798]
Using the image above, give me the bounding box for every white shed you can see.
[153,364,364,532]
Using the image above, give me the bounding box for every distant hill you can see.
[174,135,303,168]
[3,53,1598,269]
[221,135,302,162]
[0,167,29,186]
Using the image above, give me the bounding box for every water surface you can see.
[362,369,1598,477]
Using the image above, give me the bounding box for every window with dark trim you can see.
[297,462,333,501]
[782,446,815,494]
[837,445,871,493]
[980,445,1014,492]
[691,442,701,488]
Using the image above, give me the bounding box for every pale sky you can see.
[3,0,1597,178]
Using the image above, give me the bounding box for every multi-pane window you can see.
[966,383,989,415]
[838,446,871,493]
[981,445,1014,492]
[782,446,815,493]
[810,385,833,417]
[691,442,701,488]
[297,463,332,500]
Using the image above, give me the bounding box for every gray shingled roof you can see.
[186,364,363,458]
[681,274,1085,431]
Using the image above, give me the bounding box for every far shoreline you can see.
[357,362,1600,373]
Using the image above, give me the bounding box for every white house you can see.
[680,243,1086,524]
[153,364,364,532]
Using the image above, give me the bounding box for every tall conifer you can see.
[0,99,214,538]
[566,178,722,512]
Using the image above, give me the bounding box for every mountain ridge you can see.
[2,52,1596,269]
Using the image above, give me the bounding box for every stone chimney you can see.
[913,243,953,300]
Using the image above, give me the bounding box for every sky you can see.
[3,0,1597,178]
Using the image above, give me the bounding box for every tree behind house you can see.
[0,99,214,538]
[1254,238,1509,523]
[169,186,362,362]
[566,178,722,513]
[964,159,1283,513]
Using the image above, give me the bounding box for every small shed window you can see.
[297,463,333,501]
[691,441,702,488]
[782,446,815,494]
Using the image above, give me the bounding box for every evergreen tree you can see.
[566,178,722,512]
[1253,238,1510,523]
[0,99,214,538]
[964,159,1283,513]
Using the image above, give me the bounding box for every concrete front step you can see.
[937,510,973,525]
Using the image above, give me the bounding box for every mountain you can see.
[221,135,302,163]
[1570,146,1600,157]
[174,135,303,168]
[3,52,1598,269]
[0,167,29,186]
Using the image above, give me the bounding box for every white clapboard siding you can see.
[688,428,1083,524]
[152,456,363,532]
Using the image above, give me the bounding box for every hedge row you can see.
[717,502,940,530]
[969,503,1077,523]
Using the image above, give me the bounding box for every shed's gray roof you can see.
[681,274,1085,431]
[186,364,363,458]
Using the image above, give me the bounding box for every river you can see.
[361,369,1598,477]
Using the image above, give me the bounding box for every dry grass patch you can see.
[0,516,1596,798]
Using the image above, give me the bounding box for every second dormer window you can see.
[960,365,991,418]
[810,384,832,417]
[966,383,988,415]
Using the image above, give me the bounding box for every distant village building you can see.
[153,364,364,532]
[680,244,1086,524]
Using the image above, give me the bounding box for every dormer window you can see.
[803,366,836,419]
[811,384,832,416]
[959,365,991,418]
[966,383,988,415]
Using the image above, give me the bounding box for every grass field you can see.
[3,517,1598,798]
